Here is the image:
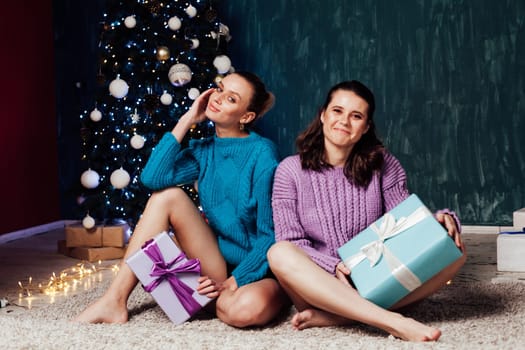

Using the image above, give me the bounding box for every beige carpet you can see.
[1,277,524,350]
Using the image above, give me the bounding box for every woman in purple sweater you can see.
[268,80,466,342]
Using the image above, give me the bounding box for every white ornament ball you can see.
[188,88,200,100]
[109,76,129,99]
[82,214,96,229]
[160,91,173,105]
[185,5,197,18]
[110,167,131,189]
[168,63,192,87]
[80,169,100,189]
[168,16,182,31]
[130,134,145,149]
[190,38,200,49]
[213,55,232,74]
[124,16,136,29]
[89,107,102,122]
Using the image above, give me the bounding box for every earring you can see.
[239,123,245,131]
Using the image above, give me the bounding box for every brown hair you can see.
[296,80,384,187]
[232,71,275,127]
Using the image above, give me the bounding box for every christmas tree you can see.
[78,0,232,229]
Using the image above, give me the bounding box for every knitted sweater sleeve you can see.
[381,152,461,232]
[272,158,341,274]
[140,132,200,190]
[380,152,410,212]
[231,153,277,286]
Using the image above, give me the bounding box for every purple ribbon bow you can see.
[142,240,202,316]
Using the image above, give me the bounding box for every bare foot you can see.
[72,295,128,324]
[386,314,441,342]
[291,308,354,330]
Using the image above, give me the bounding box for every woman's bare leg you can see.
[73,187,226,323]
[264,262,352,330]
[215,278,289,328]
[288,244,467,327]
[267,241,441,341]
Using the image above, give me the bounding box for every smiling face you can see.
[320,89,370,161]
[206,74,256,133]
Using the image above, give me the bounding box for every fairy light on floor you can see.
[17,260,119,304]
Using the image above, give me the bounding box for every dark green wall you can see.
[223,0,525,225]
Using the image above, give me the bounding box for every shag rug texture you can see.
[1,279,524,350]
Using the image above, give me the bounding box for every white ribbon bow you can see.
[343,206,432,292]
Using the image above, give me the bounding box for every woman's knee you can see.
[267,241,298,275]
[148,187,187,207]
[216,290,266,328]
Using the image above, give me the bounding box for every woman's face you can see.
[206,74,254,129]
[320,89,370,155]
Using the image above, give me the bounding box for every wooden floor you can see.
[1,228,524,312]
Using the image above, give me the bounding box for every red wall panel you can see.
[0,1,60,234]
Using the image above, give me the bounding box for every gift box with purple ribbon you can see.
[337,194,463,309]
[126,232,211,324]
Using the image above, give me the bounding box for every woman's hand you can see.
[185,88,215,124]
[196,275,238,299]
[219,276,238,292]
[335,262,352,286]
[172,88,215,141]
[436,213,465,252]
[196,276,222,299]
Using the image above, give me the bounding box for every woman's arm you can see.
[272,159,341,274]
[140,133,200,190]
[140,89,216,190]
[171,88,214,143]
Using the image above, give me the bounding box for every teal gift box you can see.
[337,194,462,309]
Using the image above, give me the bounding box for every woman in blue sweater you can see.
[74,72,288,327]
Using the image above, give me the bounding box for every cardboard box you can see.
[57,240,126,262]
[337,194,463,308]
[65,223,129,248]
[126,232,211,324]
[497,231,525,272]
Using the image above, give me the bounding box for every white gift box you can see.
[497,231,525,272]
[513,208,525,230]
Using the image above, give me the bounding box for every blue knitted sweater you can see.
[140,131,279,287]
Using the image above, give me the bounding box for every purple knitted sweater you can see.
[272,152,461,275]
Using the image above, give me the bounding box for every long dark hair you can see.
[296,80,384,187]
[232,71,275,128]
